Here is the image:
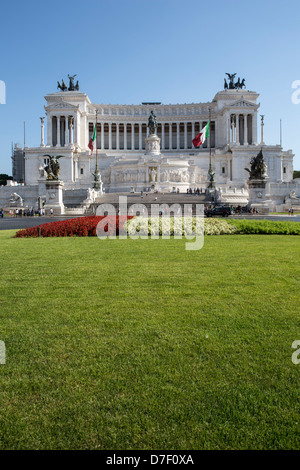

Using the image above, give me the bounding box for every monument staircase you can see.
[87,192,211,216]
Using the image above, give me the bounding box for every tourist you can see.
[50,208,54,216]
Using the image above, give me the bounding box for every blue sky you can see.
[1,0,300,174]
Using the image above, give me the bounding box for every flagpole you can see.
[93,109,101,191]
[207,107,215,191]
[95,110,98,172]
[209,108,211,168]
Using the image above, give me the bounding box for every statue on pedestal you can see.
[245,149,267,180]
[148,111,158,135]
[43,155,63,180]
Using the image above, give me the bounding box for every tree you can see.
[293,170,300,179]
[0,174,13,186]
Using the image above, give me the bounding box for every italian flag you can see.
[88,125,97,154]
[192,121,210,148]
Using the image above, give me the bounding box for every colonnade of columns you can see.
[228,113,255,146]
[51,115,75,147]
[89,121,216,151]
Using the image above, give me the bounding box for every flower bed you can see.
[14,216,133,238]
[126,217,238,236]
[14,216,300,238]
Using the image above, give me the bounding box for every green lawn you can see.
[0,230,299,450]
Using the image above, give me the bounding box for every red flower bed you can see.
[14,216,133,238]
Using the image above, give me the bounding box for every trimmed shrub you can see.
[14,216,133,238]
[228,219,300,235]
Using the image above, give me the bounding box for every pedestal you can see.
[247,178,272,213]
[145,134,161,156]
[44,180,64,215]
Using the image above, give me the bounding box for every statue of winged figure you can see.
[68,74,77,91]
[43,155,64,180]
[226,73,237,89]
[245,149,267,180]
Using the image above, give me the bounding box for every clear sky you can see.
[1,0,300,174]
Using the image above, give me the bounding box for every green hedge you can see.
[228,219,300,235]
[126,217,300,236]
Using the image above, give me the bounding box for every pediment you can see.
[229,98,257,108]
[45,99,79,111]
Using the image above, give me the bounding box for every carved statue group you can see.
[112,167,191,184]
[9,192,23,206]
[245,149,268,180]
[224,73,246,90]
[43,155,63,180]
[57,74,79,92]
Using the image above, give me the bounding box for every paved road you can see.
[0,216,82,231]
[0,214,299,231]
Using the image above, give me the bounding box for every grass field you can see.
[0,230,299,450]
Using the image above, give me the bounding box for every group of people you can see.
[7,208,45,217]
[186,188,204,195]
[288,207,295,215]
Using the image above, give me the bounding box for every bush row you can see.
[228,219,300,235]
[14,216,300,238]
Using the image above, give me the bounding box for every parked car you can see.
[204,205,231,217]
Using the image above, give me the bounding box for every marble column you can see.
[124,123,127,150]
[131,123,135,150]
[236,114,240,145]
[40,117,45,147]
[108,123,112,150]
[244,114,248,146]
[227,115,230,144]
[252,114,257,145]
[230,115,234,143]
[57,116,60,147]
[184,122,187,149]
[162,123,165,150]
[70,118,74,145]
[139,123,142,150]
[101,123,104,150]
[74,114,78,145]
[65,116,68,146]
[260,115,265,145]
[47,116,52,146]
[116,123,120,150]
[176,122,180,149]
[169,123,172,150]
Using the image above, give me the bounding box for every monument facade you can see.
[1,74,299,211]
